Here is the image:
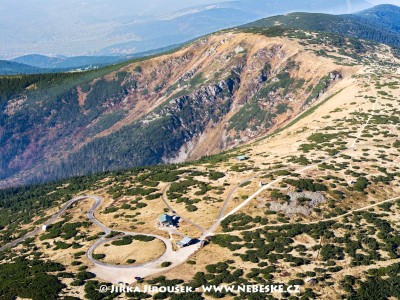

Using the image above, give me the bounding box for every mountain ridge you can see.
[11,54,123,70]
[243,4,400,47]
[3,43,188,75]
[0,60,54,75]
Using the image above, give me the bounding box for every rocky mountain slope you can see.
[1,23,398,188]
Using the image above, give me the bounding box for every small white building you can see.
[177,237,194,248]
[236,155,248,161]
[42,225,47,231]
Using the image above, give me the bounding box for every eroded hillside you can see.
[0,27,397,188]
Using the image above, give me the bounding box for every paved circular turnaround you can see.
[0,195,177,268]
[0,195,208,283]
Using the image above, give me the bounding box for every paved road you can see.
[161,175,258,239]
[0,195,186,268]
[86,231,173,269]
[159,173,260,240]
[218,175,258,219]
[0,195,102,252]
[201,174,258,238]
[0,195,202,284]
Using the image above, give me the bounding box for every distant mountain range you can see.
[3,4,399,75]
[1,0,373,59]
[2,4,399,75]
[243,4,400,47]
[1,55,128,75]
[1,43,184,75]
[95,0,373,56]
[0,60,51,75]
[11,55,124,70]
[0,55,124,75]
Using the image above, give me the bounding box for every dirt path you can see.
[225,195,400,235]
[216,76,400,234]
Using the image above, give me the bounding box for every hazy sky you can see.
[0,0,399,18]
[0,0,230,58]
[0,0,399,58]
[0,0,228,16]
[368,0,400,3]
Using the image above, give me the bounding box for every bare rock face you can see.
[269,191,326,216]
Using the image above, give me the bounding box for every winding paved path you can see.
[0,195,202,284]
[0,195,103,252]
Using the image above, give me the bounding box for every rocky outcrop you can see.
[269,191,326,216]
